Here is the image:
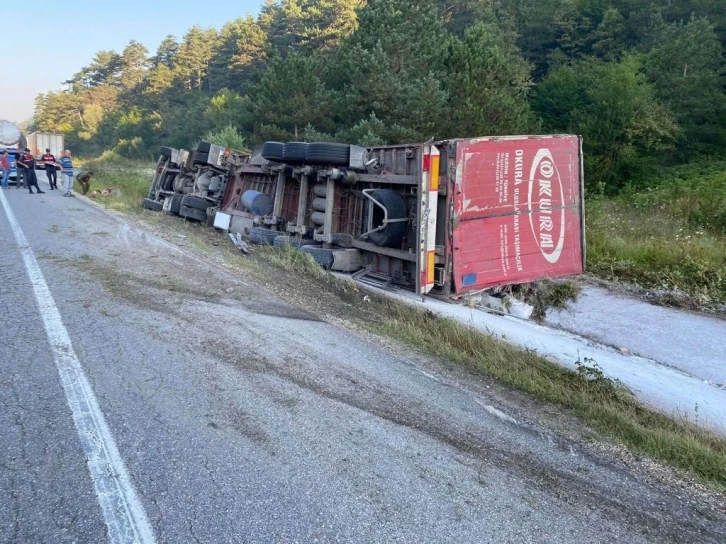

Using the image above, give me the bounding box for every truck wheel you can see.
[249,227,279,245]
[161,172,177,192]
[282,142,308,164]
[306,143,350,166]
[142,198,163,211]
[191,151,209,166]
[168,194,183,215]
[196,142,212,154]
[261,141,284,162]
[180,205,207,222]
[301,246,335,269]
[159,146,173,158]
[273,235,316,249]
[367,189,407,248]
[181,195,209,211]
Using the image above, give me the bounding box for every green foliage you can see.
[629,160,726,233]
[443,21,535,137]
[248,52,338,140]
[535,55,680,192]
[200,125,248,151]
[586,197,726,307]
[642,15,726,157]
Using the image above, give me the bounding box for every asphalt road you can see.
[0,173,724,543]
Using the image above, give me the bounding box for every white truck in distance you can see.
[26,132,64,168]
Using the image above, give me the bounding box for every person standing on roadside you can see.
[59,149,75,197]
[42,148,58,190]
[0,151,11,189]
[15,148,44,194]
[15,152,25,189]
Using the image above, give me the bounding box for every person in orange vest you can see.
[41,148,59,190]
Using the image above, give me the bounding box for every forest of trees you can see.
[32,0,726,193]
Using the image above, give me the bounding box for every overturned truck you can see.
[144,135,585,302]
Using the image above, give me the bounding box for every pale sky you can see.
[0,0,264,123]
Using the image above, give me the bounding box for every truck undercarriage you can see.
[143,135,585,304]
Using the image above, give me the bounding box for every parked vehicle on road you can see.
[26,132,64,168]
[144,134,585,303]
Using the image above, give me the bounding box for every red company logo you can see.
[528,149,565,264]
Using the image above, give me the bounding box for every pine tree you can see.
[174,26,220,91]
[444,21,534,137]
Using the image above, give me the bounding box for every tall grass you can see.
[586,198,726,307]
[79,170,152,213]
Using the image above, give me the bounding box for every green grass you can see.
[367,297,726,486]
[77,170,152,213]
[586,198,726,307]
[257,244,329,280]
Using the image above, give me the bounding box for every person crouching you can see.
[77,171,94,195]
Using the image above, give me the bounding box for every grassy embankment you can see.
[587,161,726,309]
[77,156,155,213]
[83,159,726,486]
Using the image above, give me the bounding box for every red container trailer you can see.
[215,134,585,299]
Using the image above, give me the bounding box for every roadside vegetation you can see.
[587,161,726,310]
[78,157,153,213]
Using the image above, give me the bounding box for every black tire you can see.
[180,205,207,222]
[301,246,335,269]
[306,143,350,166]
[367,189,408,248]
[191,151,209,166]
[196,141,212,154]
[249,227,280,245]
[261,141,284,161]
[159,146,173,158]
[142,198,163,211]
[312,197,327,212]
[181,195,209,211]
[168,194,183,215]
[282,142,308,163]
[273,235,316,249]
[161,172,177,192]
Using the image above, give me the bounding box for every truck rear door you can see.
[451,135,584,295]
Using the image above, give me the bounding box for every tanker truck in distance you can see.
[0,120,26,182]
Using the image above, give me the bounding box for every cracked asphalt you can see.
[0,175,724,543]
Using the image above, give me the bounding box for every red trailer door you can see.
[452,135,584,294]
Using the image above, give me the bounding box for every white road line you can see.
[0,190,156,543]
